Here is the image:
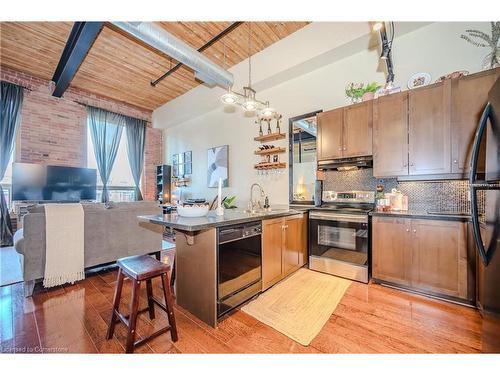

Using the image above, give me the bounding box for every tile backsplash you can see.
[323,168,484,214]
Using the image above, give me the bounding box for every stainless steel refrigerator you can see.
[470,76,500,353]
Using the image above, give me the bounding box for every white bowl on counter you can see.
[176,205,209,217]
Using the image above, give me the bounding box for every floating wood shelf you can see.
[254,132,286,143]
[254,147,286,156]
[172,177,191,187]
[254,162,287,170]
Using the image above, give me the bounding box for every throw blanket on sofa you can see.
[43,203,85,288]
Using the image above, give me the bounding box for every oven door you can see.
[309,211,369,266]
[309,211,369,282]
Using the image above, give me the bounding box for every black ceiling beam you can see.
[150,21,244,87]
[52,22,104,98]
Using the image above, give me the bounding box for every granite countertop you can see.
[369,210,472,221]
[139,208,302,231]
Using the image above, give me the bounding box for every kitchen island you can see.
[138,208,302,327]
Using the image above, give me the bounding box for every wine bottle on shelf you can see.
[266,118,272,134]
[275,114,282,134]
[257,119,263,137]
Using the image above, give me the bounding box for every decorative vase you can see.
[362,92,375,101]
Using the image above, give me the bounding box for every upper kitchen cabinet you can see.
[317,101,372,161]
[317,108,343,160]
[343,101,373,157]
[451,68,499,176]
[373,92,409,177]
[408,80,452,175]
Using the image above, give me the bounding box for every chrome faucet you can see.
[250,183,265,211]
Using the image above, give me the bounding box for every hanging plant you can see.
[461,22,500,70]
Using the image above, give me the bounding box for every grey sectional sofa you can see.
[14,201,163,297]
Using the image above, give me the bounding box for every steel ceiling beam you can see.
[150,21,244,87]
[52,22,104,97]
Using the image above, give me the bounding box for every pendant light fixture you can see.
[220,23,276,118]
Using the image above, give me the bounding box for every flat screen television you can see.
[12,163,97,202]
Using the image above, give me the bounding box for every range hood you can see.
[317,156,373,171]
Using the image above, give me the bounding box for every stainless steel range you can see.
[308,190,375,283]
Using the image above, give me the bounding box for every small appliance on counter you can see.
[309,190,375,283]
[375,186,408,212]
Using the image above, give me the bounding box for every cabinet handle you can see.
[453,159,458,164]
[410,162,414,167]
[406,228,410,232]
[403,162,408,167]
[413,229,417,233]
[343,147,347,151]
[338,147,342,151]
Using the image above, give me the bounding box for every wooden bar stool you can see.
[106,254,178,353]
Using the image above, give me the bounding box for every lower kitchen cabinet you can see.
[372,217,411,286]
[262,213,308,290]
[372,216,470,301]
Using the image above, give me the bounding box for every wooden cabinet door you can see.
[373,92,409,177]
[343,101,373,157]
[451,69,498,175]
[317,108,343,160]
[372,216,411,286]
[409,220,468,299]
[282,214,307,276]
[262,217,284,290]
[408,81,452,175]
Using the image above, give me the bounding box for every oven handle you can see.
[309,211,368,223]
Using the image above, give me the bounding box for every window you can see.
[0,152,14,209]
[87,125,136,202]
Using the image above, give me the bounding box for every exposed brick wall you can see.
[1,66,162,200]
[143,126,163,201]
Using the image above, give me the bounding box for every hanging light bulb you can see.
[242,86,257,112]
[221,88,238,105]
[260,102,275,118]
[372,21,384,32]
[242,100,257,111]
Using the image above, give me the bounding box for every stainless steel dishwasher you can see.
[217,221,262,318]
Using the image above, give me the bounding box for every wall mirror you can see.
[288,110,321,204]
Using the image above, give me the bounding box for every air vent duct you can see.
[112,22,234,88]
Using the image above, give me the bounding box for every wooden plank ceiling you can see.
[0,21,309,111]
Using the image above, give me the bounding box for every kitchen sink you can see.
[242,207,289,215]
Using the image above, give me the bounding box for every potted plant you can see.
[345,82,382,103]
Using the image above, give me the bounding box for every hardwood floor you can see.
[0,251,486,354]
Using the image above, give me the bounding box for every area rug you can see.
[242,268,351,346]
[0,246,23,286]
